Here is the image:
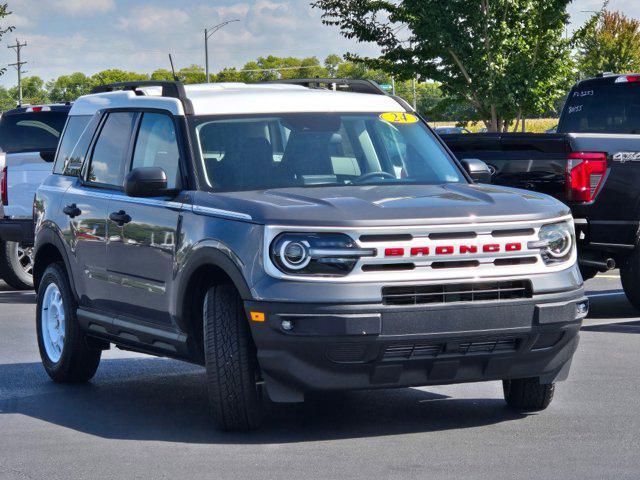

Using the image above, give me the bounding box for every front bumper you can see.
[246,288,587,402]
[0,218,34,245]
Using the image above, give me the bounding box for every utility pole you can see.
[412,77,417,110]
[8,39,27,106]
[204,19,240,83]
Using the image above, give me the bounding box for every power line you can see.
[7,39,27,106]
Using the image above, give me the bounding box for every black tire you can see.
[503,378,555,412]
[203,284,263,431]
[0,240,33,290]
[36,262,101,383]
[621,251,640,310]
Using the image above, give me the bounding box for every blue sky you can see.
[0,0,638,87]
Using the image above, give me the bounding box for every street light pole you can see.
[205,19,240,83]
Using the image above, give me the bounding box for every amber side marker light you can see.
[250,311,265,322]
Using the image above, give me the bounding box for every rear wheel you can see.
[203,284,263,431]
[36,262,101,382]
[0,240,34,290]
[503,378,555,411]
[621,250,640,310]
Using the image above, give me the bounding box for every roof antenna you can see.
[168,54,179,81]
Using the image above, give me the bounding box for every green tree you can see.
[150,68,175,81]
[10,76,49,105]
[91,69,149,87]
[313,0,573,131]
[0,86,14,111]
[216,67,242,82]
[0,3,14,80]
[324,54,342,76]
[47,72,93,102]
[177,64,206,84]
[574,9,640,78]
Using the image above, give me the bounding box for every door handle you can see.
[63,203,81,218]
[109,210,131,226]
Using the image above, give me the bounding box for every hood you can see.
[193,183,570,227]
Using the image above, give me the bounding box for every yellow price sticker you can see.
[379,112,419,124]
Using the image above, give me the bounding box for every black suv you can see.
[33,81,587,430]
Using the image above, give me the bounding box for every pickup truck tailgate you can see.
[441,133,570,201]
[4,151,53,218]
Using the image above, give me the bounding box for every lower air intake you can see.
[382,280,532,306]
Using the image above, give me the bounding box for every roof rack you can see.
[90,81,194,114]
[265,78,388,96]
[266,77,415,112]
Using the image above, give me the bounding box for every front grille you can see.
[382,337,519,360]
[458,338,518,354]
[382,280,532,306]
[383,343,443,360]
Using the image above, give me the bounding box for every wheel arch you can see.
[33,226,77,300]
[175,245,253,362]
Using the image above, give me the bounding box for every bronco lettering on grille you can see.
[385,242,523,257]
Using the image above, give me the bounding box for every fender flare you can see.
[33,225,79,301]
[174,242,253,329]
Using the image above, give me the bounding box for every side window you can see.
[53,115,97,176]
[87,112,136,187]
[131,113,180,189]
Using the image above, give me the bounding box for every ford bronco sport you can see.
[33,80,588,431]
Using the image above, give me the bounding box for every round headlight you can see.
[539,223,572,259]
[279,240,311,270]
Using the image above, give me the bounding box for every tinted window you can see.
[131,113,180,189]
[0,111,68,153]
[88,112,136,186]
[560,82,640,134]
[53,115,92,174]
[191,113,462,192]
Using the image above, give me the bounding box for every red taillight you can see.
[1,166,7,206]
[566,152,607,202]
[615,75,640,83]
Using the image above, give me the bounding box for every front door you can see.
[105,112,183,326]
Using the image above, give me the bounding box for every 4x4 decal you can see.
[613,151,640,163]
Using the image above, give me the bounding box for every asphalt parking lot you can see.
[1,274,638,480]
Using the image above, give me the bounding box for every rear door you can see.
[62,111,137,311]
[105,111,183,326]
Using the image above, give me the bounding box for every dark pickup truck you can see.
[441,73,640,308]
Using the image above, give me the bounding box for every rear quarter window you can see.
[0,111,68,153]
[559,81,640,134]
[53,115,95,175]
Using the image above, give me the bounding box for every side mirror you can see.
[40,151,56,163]
[460,158,492,183]
[124,167,169,197]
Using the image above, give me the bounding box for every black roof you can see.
[3,104,72,115]
[576,73,640,86]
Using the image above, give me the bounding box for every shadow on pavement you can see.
[582,320,640,334]
[585,290,637,320]
[0,357,525,444]
[0,291,36,304]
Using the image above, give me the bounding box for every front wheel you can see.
[503,378,554,411]
[203,284,263,431]
[36,262,101,382]
[0,240,34,289]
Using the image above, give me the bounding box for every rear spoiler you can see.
[265,78,414,112]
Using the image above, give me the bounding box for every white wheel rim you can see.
[16,244,34,276]
[41,282,65,363]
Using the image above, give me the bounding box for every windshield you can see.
[0,111,68,153]
[190,112,463,192]
[559,82,640,134]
